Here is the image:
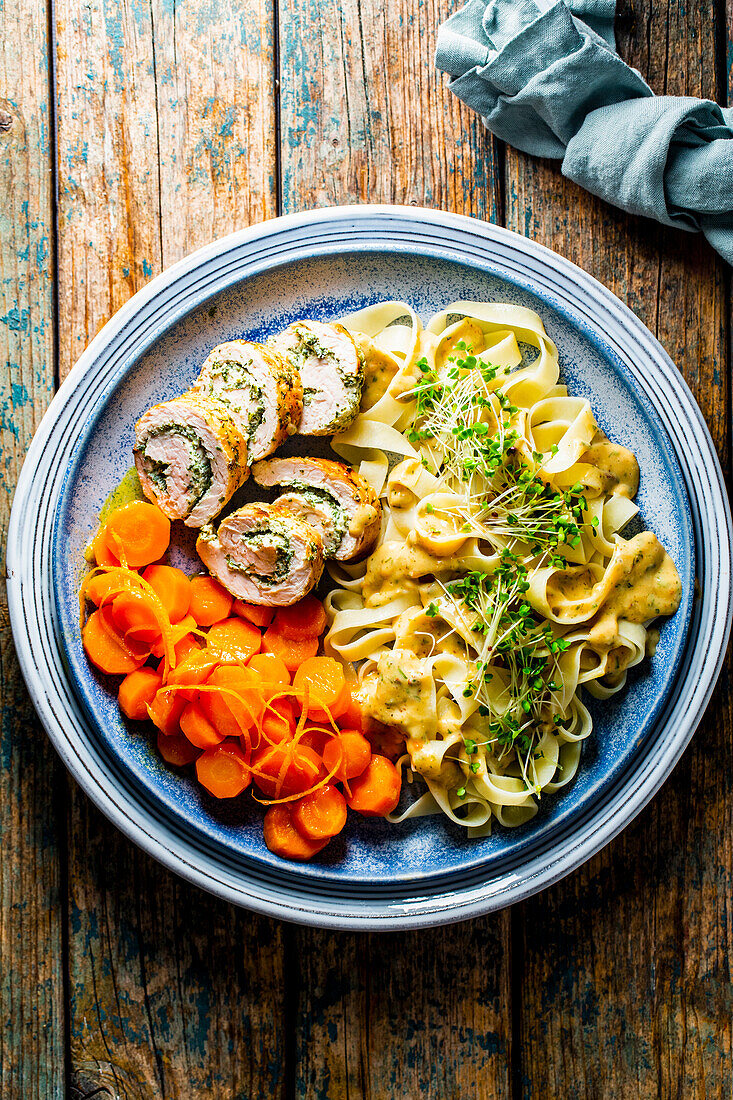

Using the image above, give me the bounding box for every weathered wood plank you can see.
[278,0,510,1095]
[67,790,288,1100]
[55,1,284,1095]
[278,0,501,216]
[294,923,512,1099]
[0,0,65,1096]
[507,2,732,1096]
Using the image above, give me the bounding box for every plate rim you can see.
[8,204,731,928]
[49,235,696,886]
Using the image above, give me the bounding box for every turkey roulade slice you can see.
[267,321,364,435]
[196,503,325,606]
[134,392,249,528]
[252,456,381,562]
[193,340,302,462]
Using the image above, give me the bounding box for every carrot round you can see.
[344,754,401,816]
[92,527,120,567]
[292,785,347,841]
[150,615,198,659]
[142,564,192,622]
[260,709,294,746]
[365,725,407,762]
[206,617,261,663]
[253,742,322,799]
[263,804,329,861]
[273,595,327,640]
[104,501,171,568]
[111,590,163,646]
[293,657,345,718]
[161,649,218,701]
[338,690,365,733]
[82,607,149,675]
[297,726,332,755]
[200,665,263,739]
[157,731,201,767]
[189,575,233,626]
[247,653,291,693]
[85,572,133,606]
[180,702,225,750]
[118,667,163,721]
[148,689,186,737]
[322,729,371,783]
[196,742,251,799]
[261,626,318,673]
[233,600,274,629]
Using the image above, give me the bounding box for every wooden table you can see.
[2,0,731,1095]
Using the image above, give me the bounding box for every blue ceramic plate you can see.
[8,208,731,926]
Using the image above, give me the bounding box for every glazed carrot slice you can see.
[104,501,171,568]
[200,665,264,739]
[92,527,120,567]
[111,590,163,646]
[157,731,201,767]
[189,575,233,626]
[141,564,192,622]
[364,725,407,762]
[206,617,261,663]
[259,709,295,746]
[322,729,371,783]
[297,726,333,755]
[292,784,347,841]
[180,702,225,750]
[196,742,251,799]
[252,742,322,800]
[85,572,133,606]
[344,754,401,817]
[261,626,319,673]
[247,652,291,693]
[118,667,163,721]
[150,615,198,659]
[148,689,186,737]
[338,689,365,733]
[272,595,327,640]
[263,804,329,861]
[82,607,149,675]
[160,649,218,700]
[293,657,345,718]
[233,600,274,629]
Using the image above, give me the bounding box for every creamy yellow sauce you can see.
[582,436,639,498]
[360,343,399,408]
[363,541,452,606]
[359,650,437,740]
[435,320,486,370]
[348,503,379,538]
[588,531,681,646]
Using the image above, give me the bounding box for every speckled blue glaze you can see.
[52,249,694,885]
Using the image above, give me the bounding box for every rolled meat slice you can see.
[252,456,381,562]
[196,503,324,606]
[267,321,364,435]
[193,340,302,461]
[134,392,248,528]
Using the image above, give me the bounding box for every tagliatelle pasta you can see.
[324,301,682,836]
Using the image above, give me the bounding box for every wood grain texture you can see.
[278,0,509,1095]
[507,1,733,1097]
[0,0,65,1097]
[278,0,502,218]
[293,922,512,1100]
[67,790,287,1100]
[54,1,283,1096]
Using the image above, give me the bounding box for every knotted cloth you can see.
[435,0,733,264]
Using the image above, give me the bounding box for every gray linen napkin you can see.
[435,0,733,264]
